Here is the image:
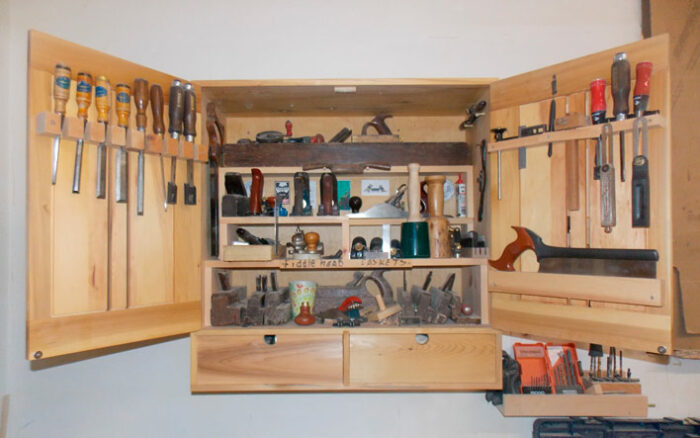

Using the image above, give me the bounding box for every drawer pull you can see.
[264,334,277,345]
[415,334,430,345]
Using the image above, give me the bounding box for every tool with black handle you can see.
[72,72,92,193]
[51,64,71,185]
[150,84,168,211]
[600,123,616,233]
[133,78,149,215]
[94,76,110,199]
[114,83,131,203]
[612,52,631,182]
[547,99,556,157]
[183,83,197,205]
[206,102,225,256]
[632,117,650,228]
[167,80,185,204]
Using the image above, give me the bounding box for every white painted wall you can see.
[3,1,700,437]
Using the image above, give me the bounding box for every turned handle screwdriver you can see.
[612,52,631,182]
[150,84,168,211]
[72,72,93,193]
[94,75,111,199]
[133,78,149,215]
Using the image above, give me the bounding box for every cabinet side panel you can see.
[173,158,204,303]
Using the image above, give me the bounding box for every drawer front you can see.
[192,332,343,392]
[349,331,501,389]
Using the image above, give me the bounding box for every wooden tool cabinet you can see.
[27,30,699,401]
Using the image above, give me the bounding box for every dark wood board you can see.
[222,143,472,167]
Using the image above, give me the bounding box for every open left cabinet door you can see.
[486,35,683,354]
[27,31,205,360]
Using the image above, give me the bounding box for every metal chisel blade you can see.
[538,258,656,278]
[72,138,84,193]
[167,157,177,204]
[115,147,128,203]
[159,153,168,211]
[95,142,107,199]
[136,151,145,215]
[184,159,196,205]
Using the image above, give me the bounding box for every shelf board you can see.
[220,216,474,226]
[487,113,665,153]
[496,393,648,417]
[204,257,487,270]
[219,164,471,176]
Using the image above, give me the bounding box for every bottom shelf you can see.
[496,393,648,417]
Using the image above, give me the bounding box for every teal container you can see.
[400,222,430,258]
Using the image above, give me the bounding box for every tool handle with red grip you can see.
[590,79,607,124]
[633,61,653,117]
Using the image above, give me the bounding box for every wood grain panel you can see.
[349,332,499,387]
[173,159,204,303]
[498,394,648,417]
[490,35,669,110]
[28,300,200,359]
[193,333,343,389]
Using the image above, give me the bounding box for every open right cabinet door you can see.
[486,35,686,355]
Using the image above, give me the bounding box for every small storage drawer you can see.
[349,328,501,390]
[191,330,344,392]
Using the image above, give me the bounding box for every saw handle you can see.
[488,226,536,271]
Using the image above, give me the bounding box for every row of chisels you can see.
[48,63,201,215]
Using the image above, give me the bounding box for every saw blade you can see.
[538,258,656,278]
[347,203,407,219]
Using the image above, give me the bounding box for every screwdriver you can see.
[590,78,606,180]
[133,78,149,215]
[94,76,111,199]
[115,83,131,203]
[183,82,197,205]
[633,62,653,117]
[167,79,185,204]
[611,52,631,182]
[150,84,168,211]
[51,64,71,185]
[72,72,92,193]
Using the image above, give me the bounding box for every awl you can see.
[114,83,131,203]
[183,82,197,205]
[150,84,168,211]
[94,76,111,199]
[72,72,92,193]
[167,80,184,204]
[133,78,149,215]
[51,64,71,185]
[489,226,658,278]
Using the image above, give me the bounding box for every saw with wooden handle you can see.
[302,162,391,174]
[489,226,658,278]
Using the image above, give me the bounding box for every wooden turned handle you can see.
[425,175,446,217]
[304,232,319,251]
[115,84,131,128]
[133,78,149,131]
[249,168,263,214]
[407,163,422,222]
[150,84,165,135]
[375,293,386,311]
[488,226,536,271]
[53,64,71,115]
[183,83,196,139]
[75,72,93,119]
[95,76,111,124]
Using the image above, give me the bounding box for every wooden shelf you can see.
[496,393,648,417]
[220,216,474,226]
[487,113,665,153]
[204,257,487,270]
[219,164,471,176]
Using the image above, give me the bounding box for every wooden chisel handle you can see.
[407,163,421,222]
[249,168,263,215]
[168,80,184,139]
[133,78,149,131]
[183,83,196,142]
[115,84,131,128]
[53,64,71,115]
[75,72,93,119]
[150,84,165,135]
[95,76,111,124]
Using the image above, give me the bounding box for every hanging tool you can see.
[206,102,225,256]
[51,64,71,185]
[489,226,658,278]
[547,75,557,157]
[633,62,653,117]
[459,100,487,129]
[361,114,393,135]
[491,128,509,200]
[114,83,131,203]
[133,78,149,215]
[600,123,616,233]
[590,79,607,180]
[632,117,650,228]
[94,76,110,199]
[477,139,487,222]
[71,72,92,193]
[167,79,185,204]
[183,83,197,205]
[611,52,631,182]
[150,84,168,211]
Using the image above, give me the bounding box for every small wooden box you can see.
[222,244,277,262]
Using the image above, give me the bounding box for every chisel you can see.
[94,76,111,199]
[72,72,93,193]
[590,78,607,181]
[150,84,168,211]
[611,52,631,182]
[133,78,149,215]
[183,82,197,205]
[633,62,653,117]
[51,64,71,185]
[167,79,185,204]
[114,83,131,203]
[631,62,653,228]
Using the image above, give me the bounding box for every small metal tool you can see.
[600,123,616,233]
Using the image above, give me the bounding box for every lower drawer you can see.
[191,330,344,392]
[191,327,501,392]
[349,330,502,390]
